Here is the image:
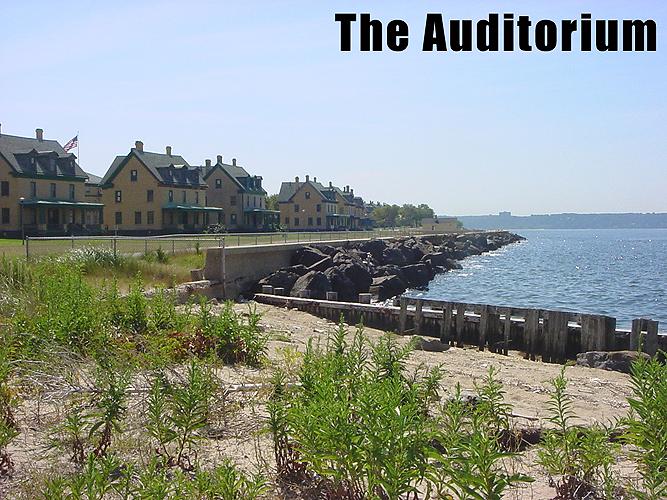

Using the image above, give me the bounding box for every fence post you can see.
[71,234,74,249]
[398,297,408,334]
[238,235,241,246]
[25,236,29,260]
[113,237,117,258]
[256,234,258,245]
[145,238,148,254]
[172,239,175,255]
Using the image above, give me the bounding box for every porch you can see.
[19,199,104,235]
[162,203,224,232]
[243,208,280,231]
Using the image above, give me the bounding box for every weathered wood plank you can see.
[456,304,465,347]
[524,309,539,361]
[399,297,408,334]
[478,305,489,351]
[503,309,512,355]
[442,304,453,345]
[645,320,659,356]
[414,300,423,335]
[630,318,643,351]
[543,311,568,364]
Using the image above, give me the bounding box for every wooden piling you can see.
[524,309,539,361]
[414,300,423,334]
[442,304,453,345]
[503,309,512,355]
[630,318,644,351]
[455,304,465,347]
[645,320,659,356]
[399,297,408,334]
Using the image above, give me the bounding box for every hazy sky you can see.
[1,1,665,215]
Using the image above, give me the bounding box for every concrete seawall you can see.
[204,236,392,299]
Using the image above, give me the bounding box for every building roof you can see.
[101,148,207,188]
[201,160,267,195]
[85,172,102,184]
[0,132,88,180]
[278,180,335,203]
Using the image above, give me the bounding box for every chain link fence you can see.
[16,228,421,259]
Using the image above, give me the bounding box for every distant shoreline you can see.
[453,212,667,231]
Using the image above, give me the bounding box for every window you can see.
[30,182,36,198]
[1,208,9,224]
[230,213,237,224]
[230,196,237,206]
[294,204,299,213]
[194,213,199,225]
[169,212,174,225]
[181,190,186,203]
[308,217,313,226]
[181,212,187,225]
[317,217,322,226]
[215,179,222,189]
[114,190,122,203]
[147,211,154,225]
[168,190,173,202]
[130,170,138,182]
[285,217,290,225]
[50,183,56,198]
[218,213,224,224]
[134,211,142,224]
[115,212,122,225]
[253,197,257,207]
[147,190,154,202]
[0,181,8,197]
[294,217,300,227]
[305,191,311,199]
[316,204,321,212]
[69,184,75,200]
[195,192,199,204]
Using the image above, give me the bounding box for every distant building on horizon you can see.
[421,216,462,233]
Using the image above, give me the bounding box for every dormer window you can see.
[182,190,186,203]
[305,191,311,199]
[130,170,138,182]
[168,190,174,202]
[215,179,222,189]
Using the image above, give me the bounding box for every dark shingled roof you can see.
[200,160,267,195]
[0,132,88,179]
[101,148,207,188]
[85,172,102,184]
[278,180,336,203]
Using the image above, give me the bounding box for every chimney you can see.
[313,177,317,183]
[345,185,350,192]
[217,155,222,164]
[329,181,333,188]
[205,159,212,167]
[295,176,299,183]
[0,123,2,136]
[36,128,44,141]
[232,158,237,166]
[350,189,354,195]
[135,140,144,152]
[305,175,310,182]
[166,146,172,156]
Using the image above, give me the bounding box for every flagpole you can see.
[77,130,80,167]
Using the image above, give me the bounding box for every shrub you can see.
[0,340,19,477]
[624,355,667,498]
[537,367,619,499]
[269,322,438,498]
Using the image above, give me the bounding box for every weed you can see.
[624,355,667,499]
[0,337,19,477]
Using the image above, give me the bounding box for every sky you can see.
[0,0,665,216]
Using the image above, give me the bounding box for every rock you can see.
[324,267,357,301]
[314,244,337,256]
[381,246,410,266]
[358,239,388,260]
[575,350,650,374]
[292,246,329,267]
[413,337,450,352]
[401,263,436,288]
[280,264,309,276]
[290,271,332,300]
[307,256,333,272]
[371,275,407,300]
[258,270,300,293]
[340,262,372,293]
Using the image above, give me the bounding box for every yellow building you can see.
[199,155,278,231]
[421,216,462,232]
[0,126,103,237]
[278,176,371,231]
[100,141,223,234]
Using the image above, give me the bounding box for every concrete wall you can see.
[204,237,384,299]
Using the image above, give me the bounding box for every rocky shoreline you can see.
[256,231,524,301]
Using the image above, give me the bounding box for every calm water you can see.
[407,229,667,329]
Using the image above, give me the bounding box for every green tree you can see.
[266,194,279,211]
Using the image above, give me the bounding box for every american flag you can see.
[63,135,78,153]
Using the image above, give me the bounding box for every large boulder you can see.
[340,262,372,294]
[279,264,309,276]
[371,275,407,300]
[293,246,329,267]
[575,351,650,374]
[307,256,334,272]
[359,239,389,261]
[257,270,300,293]
[381,245,411,266]
[401,263,436,288]
[324,266,357,301]
[290,271,332,299]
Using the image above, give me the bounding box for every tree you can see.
[266,194,279,211]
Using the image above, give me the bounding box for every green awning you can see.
[243,208,280,214]
[163,203,224,212]
[19,199,103,208]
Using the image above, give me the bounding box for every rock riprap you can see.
[256,231,524,301]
